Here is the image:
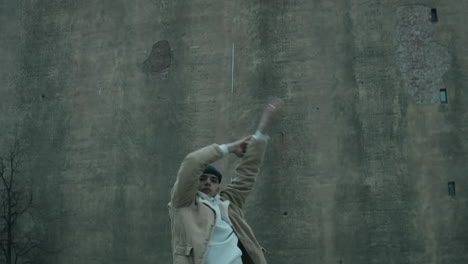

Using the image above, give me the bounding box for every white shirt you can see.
[197,192,243,264]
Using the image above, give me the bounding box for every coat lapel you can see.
[197,193,233,226]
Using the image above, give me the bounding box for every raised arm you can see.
[221,98,283,208]
[170,144,224,208]
[170,136,253,208]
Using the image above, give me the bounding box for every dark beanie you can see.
[203,165,223,183]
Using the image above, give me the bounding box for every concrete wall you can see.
[1,0,467,263]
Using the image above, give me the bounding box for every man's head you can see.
[198,165,222,197]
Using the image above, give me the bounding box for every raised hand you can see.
[257,97,284,135]
[226,135,252,158]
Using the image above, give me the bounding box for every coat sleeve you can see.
[170,144,225,208]
[221,138,267,209]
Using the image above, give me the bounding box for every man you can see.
[168,98,283,264]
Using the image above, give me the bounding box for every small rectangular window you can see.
[431,8,438,22]
[440,89,447,103]
[448,181,455,197]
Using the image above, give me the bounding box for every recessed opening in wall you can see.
[448,181,455,197]
[440,89,447,103]
[431,8,438,22]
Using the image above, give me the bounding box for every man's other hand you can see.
[227,136,252,158]
[257,97,284,134]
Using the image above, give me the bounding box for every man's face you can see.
[198,173,220,197]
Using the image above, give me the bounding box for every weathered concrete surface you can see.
[1,0,467,263]
[396,5,451,104]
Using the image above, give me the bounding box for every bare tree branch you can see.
[0,165,9,193]
[0,159,4,180]
[0,137,60,264]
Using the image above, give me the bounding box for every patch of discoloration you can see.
[395,5,451,104]
[142,40,172,74]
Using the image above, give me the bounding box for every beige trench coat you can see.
[168,138,268,264]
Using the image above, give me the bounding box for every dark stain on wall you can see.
[142,40,172,74]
